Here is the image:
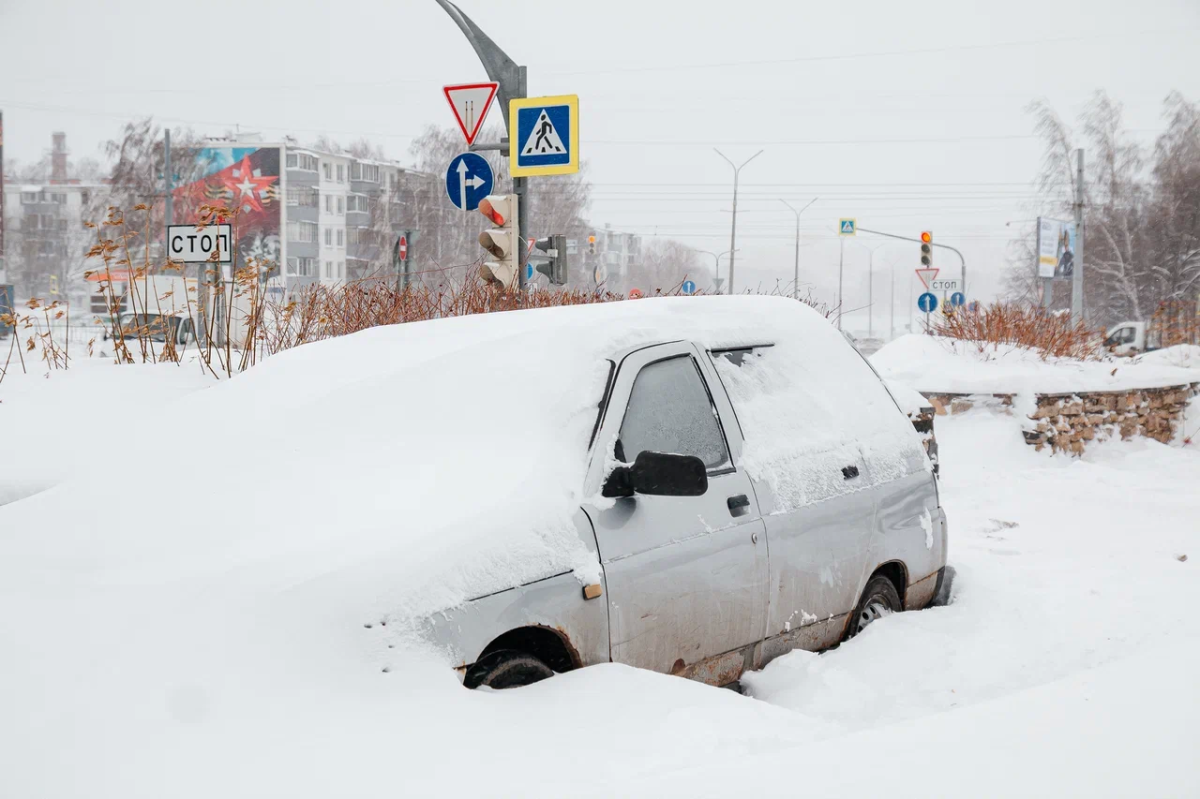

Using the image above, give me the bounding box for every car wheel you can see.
[846,575,903,639]
[463,649,554,690]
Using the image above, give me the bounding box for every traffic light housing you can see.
[920,231,933,268]
[478,195,519,290]
[587,235,597,256]
[532,235,569,286]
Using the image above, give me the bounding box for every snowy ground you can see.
[1,350,1197,796]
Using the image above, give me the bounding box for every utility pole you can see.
[838,237,845,330]
[1072,148,1085,324]
[714,148,762,295]
[434,0,529,286]
[780,197,817,300]
[164,129,173,241]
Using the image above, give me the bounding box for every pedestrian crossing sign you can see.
[510,95,579,177]
[839,218,857,237]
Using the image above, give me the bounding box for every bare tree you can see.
[632,238,711,293]
[1014,91,1200,327]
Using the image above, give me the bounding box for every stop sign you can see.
[628,288,644,300]
[397,235,408,262]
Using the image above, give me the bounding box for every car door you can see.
[581,342,769,686]
[707,346,877,657]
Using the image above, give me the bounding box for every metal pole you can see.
[1072,148,1085,324]
[715,149,763,295]
[868,249,874,338]
[889,260,895,340]
[164,128,173,245]
[515,68,528,290]
[838,237,844,331]
[780,197,817,300]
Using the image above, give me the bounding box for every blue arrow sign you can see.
[918,292,938,313]
[525,263,535,282]
[681,280,697,295]
[950,291,966,308]
[445,152,494,212]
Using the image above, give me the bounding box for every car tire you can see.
[846,575,903,640]
[463,649,554,690]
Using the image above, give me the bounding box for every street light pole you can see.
[699,249,733,291]
[714,148,763,295]
[780,197,817,300]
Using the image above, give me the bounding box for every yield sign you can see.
[443,82,499,145]
[915,268,939,290]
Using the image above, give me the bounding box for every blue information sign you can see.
[681,280,697,295]
[445,152,494,212]
[950,291,966,308]
[918,292,938,313]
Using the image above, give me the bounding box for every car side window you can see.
[617,355,731,472]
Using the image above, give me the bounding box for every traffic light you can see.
[478,195,519,290]
[920,231,934,268]
[587,235,597,256]
[532,235,569,285]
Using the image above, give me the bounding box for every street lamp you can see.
[780,197,818,300]
[714,148,763,295]
[850,241,890,338]
[699,249,734,292]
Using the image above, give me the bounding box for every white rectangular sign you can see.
[167,224,233,264]
[931,278,961,293]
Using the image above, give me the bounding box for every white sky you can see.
[3,0,1199,332]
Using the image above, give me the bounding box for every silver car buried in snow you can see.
[426,303,948,690]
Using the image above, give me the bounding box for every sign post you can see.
[444,153,495,213]
[510,95,580,178]
[837,218,856,330]
[918,292,938,332]
[443,82,499,145]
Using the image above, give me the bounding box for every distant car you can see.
[428,300,949,690]
[105,311,194,346]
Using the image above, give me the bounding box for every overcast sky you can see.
[3,0,1199,332]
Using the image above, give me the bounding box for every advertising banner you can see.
[172,145,281,273]
[1037,217,1077,281]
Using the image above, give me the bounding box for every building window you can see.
[351,162,380,183]
[325,228,333,246]
[21,191,40,204]
[349,227,373,246]
[337,196,344,214]
[287,152,319,171]
[347,194,370,213]
[337,165,345,182]
[58,219,68,232]
[337,229,344,247]
[287,186,318,207]
[50,193,67,204]
[286,221,318,244]
[323,163,332,180]
[287,257,317,276]
[338,261,344,279]
[81,190,91,205]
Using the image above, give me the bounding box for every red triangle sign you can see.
[443,82,499,146]
[915,268,939,290]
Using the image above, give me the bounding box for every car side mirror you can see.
[602,451,708,499]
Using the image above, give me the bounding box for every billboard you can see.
[1037,217,1077,281]
[172,145,281,272]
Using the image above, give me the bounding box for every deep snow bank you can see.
[872,335,1200,395]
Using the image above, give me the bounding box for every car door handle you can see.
[842,465,860,480]
[727,494,750,516]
